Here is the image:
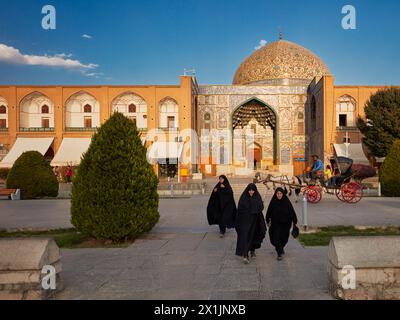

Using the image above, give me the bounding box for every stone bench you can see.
[328,236,400,300]
[0,238,62,300]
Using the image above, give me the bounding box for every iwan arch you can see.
[0,39,397,177]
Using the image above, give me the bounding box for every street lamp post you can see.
[344,131,350,157]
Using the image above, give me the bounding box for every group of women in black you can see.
[207,175,298,263]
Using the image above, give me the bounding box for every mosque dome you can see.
[232,39,330,85]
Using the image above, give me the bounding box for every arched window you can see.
[111,93,147,129]
[19,92,54,130]
[128,104,136,113]
[65,92,99,129]
[159,98,178,129]
[84,104,92,113]
[41,105,49,114]
[336,95,356,127]
[0,104,6,129]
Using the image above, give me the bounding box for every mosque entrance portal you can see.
[232,98,278,171]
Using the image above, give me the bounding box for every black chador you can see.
[235,183,266,264]
[265,187,298,260]
[207,175,237,237]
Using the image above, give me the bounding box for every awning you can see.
[51,138,91,167]
[147,142,184,163]
[333,143,370,165]
[0,137,54,168]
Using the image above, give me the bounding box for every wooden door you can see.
[293,159,306,176]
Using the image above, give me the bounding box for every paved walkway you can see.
[0,195,399,299]
[1,195,399,231]
[58,233,330,300]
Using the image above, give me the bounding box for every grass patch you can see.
[0,228,135,249]
[299,226,400,247]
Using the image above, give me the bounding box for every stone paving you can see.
[1,195,399,231]
[58,233,331,300]
[0,194,399,299]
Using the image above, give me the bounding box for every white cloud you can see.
[255,40,267,50]
[55,53,73,58]
[82,34,93,39]
[0,43,98,70]
[85,72,104,78]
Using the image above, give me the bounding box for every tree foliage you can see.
[6,151,58,199]
[357,87,400,157]
[379,140,400,197]
[71,112,159,242]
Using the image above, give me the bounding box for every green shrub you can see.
[71,112,159,242]
[6,151,58,199]
[379,140,400,197]
[0,168,10,180]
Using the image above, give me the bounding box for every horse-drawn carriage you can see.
[257,156,376,204]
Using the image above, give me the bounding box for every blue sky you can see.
[0,0,399,85]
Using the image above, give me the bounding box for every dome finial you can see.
[278,27,283,40]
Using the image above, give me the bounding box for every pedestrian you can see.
[207,175,237,237]
[265,187,298,261]
[66,164,72,183]
[235,183,266,264]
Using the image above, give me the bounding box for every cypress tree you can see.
[71,112,159,242]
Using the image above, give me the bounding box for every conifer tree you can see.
[71,112,159,241]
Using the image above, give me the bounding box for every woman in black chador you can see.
[235,183,266,264]
[207,175,237,237]
[265,187,298,261]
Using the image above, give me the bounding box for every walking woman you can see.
[235,183,266,264]
[207,175,237,237]
[265,187,298,261]
[66,164,73,183]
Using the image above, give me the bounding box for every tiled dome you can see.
[233,40,330,85]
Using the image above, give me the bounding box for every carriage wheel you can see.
[335,187,346,202]
[305,186,322,204]
[340,182,363,204]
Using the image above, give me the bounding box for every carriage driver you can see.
[311,155,324,179]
